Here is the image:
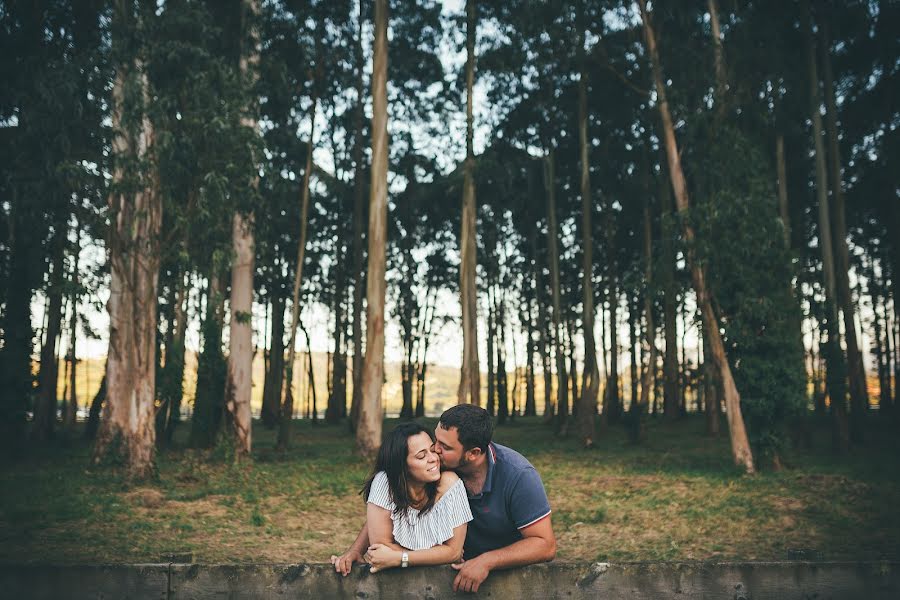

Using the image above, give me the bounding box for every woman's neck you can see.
[407,481,427,506]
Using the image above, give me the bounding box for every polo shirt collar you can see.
[482,442,497,494]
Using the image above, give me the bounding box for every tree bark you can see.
[65,226,81,430]
[775,134,791,248]
[261,293,284,428]
[33,229,66,441]
[356,0,389,457]
[632,194,657,443]
[659,161,680,420]
[639,0,754,473]
[820,20,868,440]
[458,0,481,407]
[544,151,568,429]
[576,55,599,447]
[224,0,261,458]
[803,0,850,452]
[349,0,367,433]
[93,1,161,478]
[278,91,318,450]
[163,270,187,445]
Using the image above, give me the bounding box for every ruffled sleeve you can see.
[366,471,395,512]
[391,478,473,550]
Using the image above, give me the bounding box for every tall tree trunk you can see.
[639,0,754,473]
[356,0,389,457]
[93,3,161,477]
[33,230,66,441]
[349,0,367,433]
[261,293,284,428]
[775,134,791,248]
[278,91,319,450]
[327,240,348,424]
[486,289,496,416]
[606,280,621,424]
[659,164,680,420]
[576,55,598,447]
[803,0,850,452]
[225,0,261,457]
[65,225,81,431]
[458,0,481,407]
[544,151,568,430]
[524,289,537,417]
[190,273,226,447]
[820,20,868,440]
[163,270,188,445]
[632,194,656,443]
[496,297,509,425]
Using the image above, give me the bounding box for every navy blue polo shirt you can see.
[462,442,552,558]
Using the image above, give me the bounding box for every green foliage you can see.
[688,121,806,461]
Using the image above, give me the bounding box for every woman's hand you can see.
[365,543,402,573]
[330,549,362,576]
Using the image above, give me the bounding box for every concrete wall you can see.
[1,561,897,599]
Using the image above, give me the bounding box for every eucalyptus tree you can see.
[356,0,389,457]
[458,0,481,407]
[638,0,755,473]
[92,0,163,478]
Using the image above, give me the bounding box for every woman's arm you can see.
[366,522,467,572]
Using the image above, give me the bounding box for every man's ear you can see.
[466,447,484,460]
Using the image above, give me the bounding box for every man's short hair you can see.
[439,404,493,453]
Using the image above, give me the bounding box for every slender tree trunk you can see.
[776,134,791,247]
[33,230,66,441]
[486,289,496,416]
[85,369,107,441]
[632,195,656,443]
[224,0,261,457]
[639,0,754,473]
[93,7,161,477]
[262,293,284,428]
[525,290,537,417]
[659,165,680,420]
[545,151,568,430]
[576,56,598,447]
[349,0,367,433]
[278,91,318,450]
[803,0,850,452]
[820,20,868,440]
[327,241,348,424]
[190,273,226,448]
[163,270,188,445]
[606,280,621,424]
[356,0,389,457]
[65,227,80,430]
[629,295,638,413]
[458,0,481,407]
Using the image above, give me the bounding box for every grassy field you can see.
[2,415,899,565]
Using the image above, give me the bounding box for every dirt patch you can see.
[125,488,165,509]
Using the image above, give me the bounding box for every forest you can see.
[0,0,897,489]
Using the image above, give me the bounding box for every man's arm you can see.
[452,516,556,592]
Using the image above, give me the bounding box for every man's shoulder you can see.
[491,443,538,475]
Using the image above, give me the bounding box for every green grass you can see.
[1,414,898,564]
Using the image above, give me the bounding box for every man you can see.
[331,404,557,593]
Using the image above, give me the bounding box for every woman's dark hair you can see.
[361,422,438,518]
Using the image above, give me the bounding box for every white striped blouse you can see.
[366,471,474,551]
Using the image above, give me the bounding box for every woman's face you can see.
[405,431,440,485]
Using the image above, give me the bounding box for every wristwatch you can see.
[401,551,409,568]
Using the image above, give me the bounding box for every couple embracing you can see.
[330,404,557,593]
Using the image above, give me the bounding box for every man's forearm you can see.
[476,536,555,571]
[349,523,370,554]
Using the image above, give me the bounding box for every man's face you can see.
[433,424,467,470]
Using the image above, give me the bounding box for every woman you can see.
[330,422,472,573]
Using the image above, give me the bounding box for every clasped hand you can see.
[363,543,400,573]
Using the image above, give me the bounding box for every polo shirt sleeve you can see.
[508,467,552,530]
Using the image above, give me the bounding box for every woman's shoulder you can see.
[435,470,461,498]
